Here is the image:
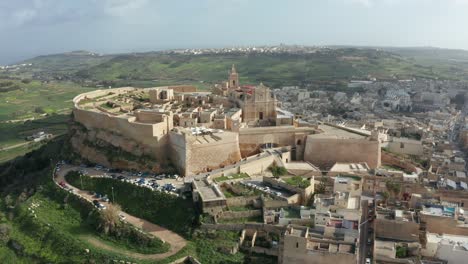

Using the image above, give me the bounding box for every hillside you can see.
[75,48,461,88]
[5,47,468,89]
[0,51,115,80]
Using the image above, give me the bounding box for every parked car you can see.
[119,213,126,221]
[365,258,371,264]
[92,200,100,207]
[101,195,109,202]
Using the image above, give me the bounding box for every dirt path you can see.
[0,141,30,151]
[54,165,187,260]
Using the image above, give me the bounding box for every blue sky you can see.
[1,0,468,64]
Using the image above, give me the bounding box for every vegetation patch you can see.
[284,176,310,188]
[214,173,250,182]
[269,164,288,178]
[65,171,196,237]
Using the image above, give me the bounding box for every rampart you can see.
[169,129,242,176]
[238,126,315,158]
[304,135,381,169]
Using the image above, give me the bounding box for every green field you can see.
[0,79,92,122]
[74,51,424,88]
[0,78,92,162]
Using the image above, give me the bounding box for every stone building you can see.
[228,64,239,90]
[242,83,278,125]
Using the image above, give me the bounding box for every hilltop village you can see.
[61,66,468,264]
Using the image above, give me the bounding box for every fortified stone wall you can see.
[219,210,262,220]
[186,132,241,175]
[169,130,242,176]
[168,85,197,93]
[238,126,314,157]
[73,108,161,146]
[381,152,418,173]
[304,136,381,169]
[281,247,356,264]
[226,196,261,208]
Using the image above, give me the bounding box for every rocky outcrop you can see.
[69,122,171,173]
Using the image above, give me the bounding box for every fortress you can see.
[71,66,381,176]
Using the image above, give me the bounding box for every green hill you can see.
[75,48,461,88]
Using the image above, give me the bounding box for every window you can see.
[297,139,302,145]
[296,242,299,248]
[259,112,264,120]
[400,142,405,148]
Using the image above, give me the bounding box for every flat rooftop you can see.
[193,179,225,202]
[315,124,366,139]
[284,161,321,171]
[330,162,370,173]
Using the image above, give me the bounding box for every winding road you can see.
[53,165,187,260]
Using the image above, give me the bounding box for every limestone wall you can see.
[187,132,241,175]
[226,196,261,207]
[168,85,197,93]
[381,152,417,173]
[169,130,242,176]
[238,126,314,157]
[219,210,262,220]
[73,108,160,146]
[169,131,188,175]
[304,136,381,169]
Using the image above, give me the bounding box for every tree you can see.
[385,180,401,199]
[382,192,390,206]
[0,223,11,245]
[96,203,121,235]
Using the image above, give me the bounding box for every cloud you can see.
[102,0,149,17]
[349,0,373,6]
[11,9,37,26]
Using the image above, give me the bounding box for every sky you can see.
[1,0,468,64]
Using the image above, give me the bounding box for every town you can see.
[46,66,468,264]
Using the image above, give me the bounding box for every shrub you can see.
[269,165,287,178]
[396,245,408,258]
[284,176,310,189]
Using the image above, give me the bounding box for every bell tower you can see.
[228,64,239,89]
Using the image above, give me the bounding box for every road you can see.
[358,199,370,264]
[53,165,187,260]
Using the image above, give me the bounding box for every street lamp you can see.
[111,186,115,203]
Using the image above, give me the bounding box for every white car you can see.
[365,258,371,264]
[119,213,126,221]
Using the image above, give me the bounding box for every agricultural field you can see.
[0,79,92,122]
[0,78,92,161]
